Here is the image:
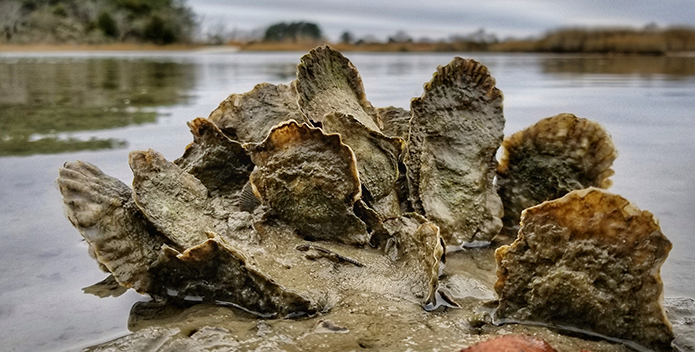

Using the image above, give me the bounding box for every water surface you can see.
[0,51,693,351]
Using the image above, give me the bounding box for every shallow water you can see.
[0,51,693,351]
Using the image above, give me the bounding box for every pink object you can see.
[461,335,558,352]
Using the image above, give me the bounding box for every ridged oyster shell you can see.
[58,161,162,292]
[494,188,673,351]
[322,112,404,212]
[296,45,381,131]
[377,106,411,140]
[497,113,617,228]
[247,121,369,245]
[208,82,309,144]
[407,57,505,245]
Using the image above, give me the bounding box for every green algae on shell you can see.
[494,188,674,352]
[497,113,617,229]
[407,57,505,245]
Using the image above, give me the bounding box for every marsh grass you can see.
[491,27,695,54]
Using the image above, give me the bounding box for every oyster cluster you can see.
[58,45,676,351]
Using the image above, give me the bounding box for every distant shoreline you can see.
[1,42,694,56]
[0,43,206,52]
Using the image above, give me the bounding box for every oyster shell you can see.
[130,149,212,250]
[248,120,369,245]
[82,275,128,298]
[174,118,253,196]
[57,161,163,292]
[296,45,381,131]
[407,57,505,245]
[377,106,411,140]
[208,82,309,144]
[148,235,316,316]
[322,111,404,215]
[494,188,674,351]
[497,113,617,229]
[382,213,444,303]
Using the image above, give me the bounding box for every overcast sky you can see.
[187,0,695,41]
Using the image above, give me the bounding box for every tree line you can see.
[0,0,195,44]
[255,22,695,54]
[3,3,695,54]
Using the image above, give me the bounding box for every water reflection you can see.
[264,62,298,80]
[542,55,695,77]
[0,59,195,156]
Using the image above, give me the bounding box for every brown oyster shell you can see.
[497,113,617,228]
[322,111,404,213]
[248,121,369,245]
[57,161,163,292]
[296,45,382,131]
[149,234,317,317]
[174,118,253,196]
[130,149,212,250]
[377,106,411,140]
[407,57,505,245]
[494,188,674,351]
[382,213,444,303]
[208,82,309,144]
